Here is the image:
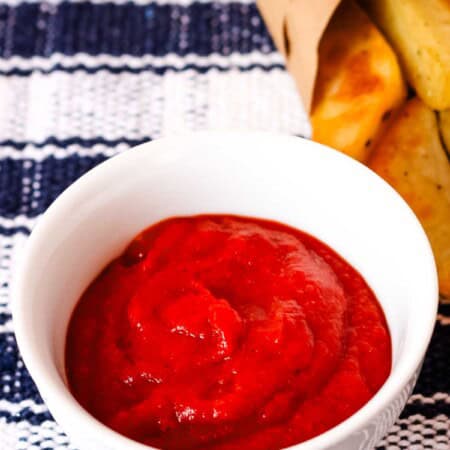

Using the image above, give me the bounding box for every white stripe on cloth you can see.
[408,393,450,404]
[0,401,49,415]
[0,68,309,146]
[0,52,284,74]
[0,321,13,333]
[0,420,78,450]
[0,217,38,230]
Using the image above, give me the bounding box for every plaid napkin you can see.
[0,1,448,449]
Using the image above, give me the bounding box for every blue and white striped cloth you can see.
[0,1,449,449]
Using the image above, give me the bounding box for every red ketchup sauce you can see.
[66,215,391,450]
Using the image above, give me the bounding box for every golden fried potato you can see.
[369,98,450,297]
[438,109,450,157]
[311,0,406,162]
[361,0,450,110]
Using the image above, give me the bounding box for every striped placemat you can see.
[0,1,448,449]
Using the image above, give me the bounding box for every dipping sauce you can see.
[66,215,391,450]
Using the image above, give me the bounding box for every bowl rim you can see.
[12,130,439,450]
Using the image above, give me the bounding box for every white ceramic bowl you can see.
[13,131,438,450]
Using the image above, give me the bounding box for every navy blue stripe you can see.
[439,302,450,316]
[0,136,149,150]
[402,400,450,419]
[0,225,30,235]
[0,312,11,325]
[0,2,274,58]
[0,154,108,217]
[0,409,53,425]
[413,320,450,396]
[0,333,44,404]
[0,62,285,77]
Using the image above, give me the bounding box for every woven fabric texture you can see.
[0,1,448,449]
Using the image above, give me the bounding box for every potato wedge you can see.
[369,98,450,297]
[311,0,406,162]
[361,0,450,110]
[438,109,450,157]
